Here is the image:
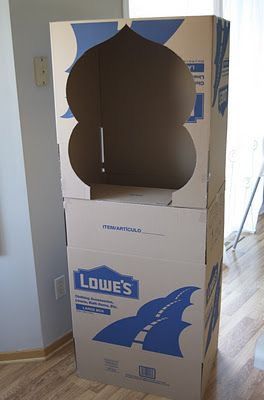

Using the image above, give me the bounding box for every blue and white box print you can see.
[74,265,139,299]
[68,247,205,400]
[65,186,225,400]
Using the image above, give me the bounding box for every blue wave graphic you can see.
[93,286,199,357]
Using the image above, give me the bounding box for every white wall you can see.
[128,0,215,17]
[0,0,123,352]
[0,0,43,351]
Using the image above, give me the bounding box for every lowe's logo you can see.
[74,266,139,299]
[102,224,142,233]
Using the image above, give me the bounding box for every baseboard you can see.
[0,331,73,363]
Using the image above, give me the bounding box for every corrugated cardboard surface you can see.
[67,26,196,191]
[64,198,206,263]
[50,15,228,399]
[50,16,229,208]
[68,248,204,400]
[203,184,225,389]
[207,17,229,208]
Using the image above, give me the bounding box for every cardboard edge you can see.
[50,15,216,26]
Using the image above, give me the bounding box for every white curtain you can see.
[222,0,264,236]
[128,0,264,237]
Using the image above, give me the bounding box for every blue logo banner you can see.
[74,266,139,299]
[76,304,111,315]
[187,63,204,73]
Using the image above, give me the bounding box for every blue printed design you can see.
[76,304,111,315]
[187,63,204,73]
[93,286,199,358]
[218,85,228,116]
[205,261,222,354]
[206,263,219,304]
[62,107,74,119]
[62,19,184,118]
[68,22,118,72]
[223,59,229,71]
[131,19,184,44]
[212,19,230,109]
[188,93,204,123]
[74,265,139,299]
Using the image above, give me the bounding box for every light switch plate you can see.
[34,56,48,86]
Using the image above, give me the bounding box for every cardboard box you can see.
[50,16,230,209]
[49,15,229,399]
[64,185,224,399]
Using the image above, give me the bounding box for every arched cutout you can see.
[67,25,196,191]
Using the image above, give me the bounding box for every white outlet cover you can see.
[54,275,66,300]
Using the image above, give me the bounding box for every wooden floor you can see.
[1,218,264,400]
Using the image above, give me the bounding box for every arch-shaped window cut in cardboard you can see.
[67,25,196,191]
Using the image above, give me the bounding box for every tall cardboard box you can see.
[50,16,229,400]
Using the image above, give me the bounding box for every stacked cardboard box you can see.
[50,16,230,400]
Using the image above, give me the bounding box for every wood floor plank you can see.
[76,385,119,400]
[107,388,146,400]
